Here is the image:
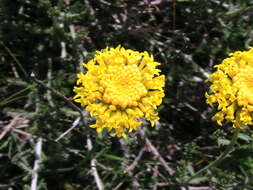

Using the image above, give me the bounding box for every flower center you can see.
[233,66,253,106]
[101,64,147,108]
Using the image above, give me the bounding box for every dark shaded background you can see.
[1,0,253,189]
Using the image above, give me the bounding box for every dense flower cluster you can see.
[74,46,165,137]
[206,48,253,129]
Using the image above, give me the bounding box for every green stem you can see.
[186,129,240,183]
[0,85,33,106]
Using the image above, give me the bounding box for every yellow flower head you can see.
[206,47,253,129]
[73,46,165,137]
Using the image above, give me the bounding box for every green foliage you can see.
[1,0,253,189]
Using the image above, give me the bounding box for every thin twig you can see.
[0,183,15,188]
[31,76,83,115]
[139,129,175,176]
[198,146,219,151]
[55,117,80,142]
[96,161,112,171]
[0,86,33,107]
[30,137,43,190]
[181,187,214,190]
[46,58,55,107]
[186,129,240,183]
[112,182,124,190]
[87,135,104,190]
[153,182,169,190]
[0,115,20,140]
[13,129,31,138]
[68,17,84,72]
[120,139,141,189]
[61,40,67,58]
[10,61,20,78]
[124,147,145,174]
[152,165,167,182]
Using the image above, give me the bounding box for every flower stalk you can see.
[186,129,240,183]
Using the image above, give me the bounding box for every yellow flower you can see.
[73,46,165,137]
[206,47,253,129]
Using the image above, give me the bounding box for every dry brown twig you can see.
[139,128,175,176]
[124,147,145,174]
[112,182,124,190]
[153,182,169,190]
[152,164,167,182]
[31,76,83,115]
[120,138,141,189]
[0,115,30,141]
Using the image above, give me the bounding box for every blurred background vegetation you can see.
[1,0,253,189]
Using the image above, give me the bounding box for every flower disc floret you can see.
[206,47,253,129]
[73,46,165,137]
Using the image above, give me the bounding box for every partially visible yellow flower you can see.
[206,47,253,129]
[73,46,165,137]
